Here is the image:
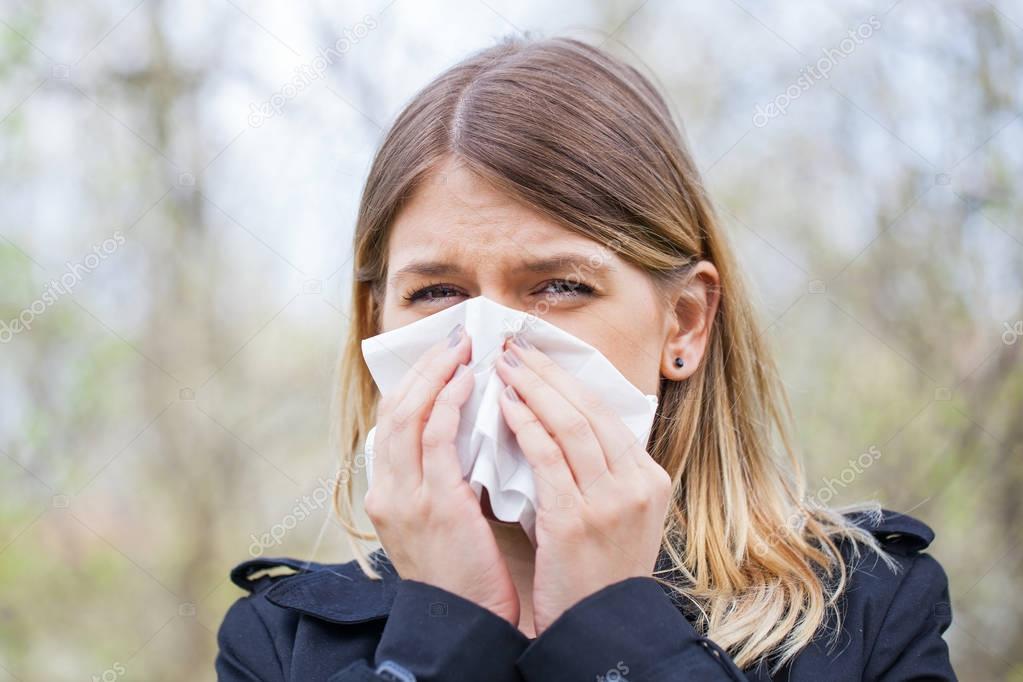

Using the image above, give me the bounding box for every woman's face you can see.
[379,157,703,396]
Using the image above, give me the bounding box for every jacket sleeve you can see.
[864,553,957,681]
[215,597,286,682]
[515,576,750,681]
[371,579,530,682]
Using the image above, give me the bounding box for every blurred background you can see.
[1,0,1021,679]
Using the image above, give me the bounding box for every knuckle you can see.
[363,489,387,521]
[565,414,592,439]
[429,376,450,396]
[537,442,563,466]
[420,421,448,450]
[390,404,417,433]
[579,390,610,416]
[524,372,547,392]
[535,355,559,373]
[606,449,632,470]
[523,415,544,428]
[521,416,545,438]
[630,493,652,513]
[433,384,457,406]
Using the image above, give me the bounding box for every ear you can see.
[661,260,721,381]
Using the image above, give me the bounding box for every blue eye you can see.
[402,279,596,304]
[403,283,462,303]
[538,279,594,297]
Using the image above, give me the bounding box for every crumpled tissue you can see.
[361,295,659,545]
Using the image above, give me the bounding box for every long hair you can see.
[330,34,896,673]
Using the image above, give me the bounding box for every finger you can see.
[499,384,578,509]
[505,336,647,477]
[373,328,460,476]
[421,363,475,489]
[385,322,466,401]
[376,324,471,486]
[495,347,607,488]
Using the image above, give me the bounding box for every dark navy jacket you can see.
[215,508,956,681]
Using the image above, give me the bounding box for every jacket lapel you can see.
[264,550,401,624]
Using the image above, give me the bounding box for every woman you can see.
[216,35,955,681]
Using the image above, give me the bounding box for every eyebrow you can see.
[389,251,617,285]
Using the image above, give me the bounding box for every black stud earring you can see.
[674,357,685,368]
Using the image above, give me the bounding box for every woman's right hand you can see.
[363,323,520,626]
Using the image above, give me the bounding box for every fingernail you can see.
[504,385,520,402]
[501,350,519,367]
[512,334,532,350]
[447,323,464,347]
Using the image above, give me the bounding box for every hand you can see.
[364,324,520,626]
[495,335,671,635]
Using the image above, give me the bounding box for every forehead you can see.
[387,160,607,271]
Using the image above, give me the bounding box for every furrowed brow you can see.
[388,250,616,285]
[518,252,618,275]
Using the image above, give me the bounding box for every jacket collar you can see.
[251,549,773,682]
[251,507,932,626]
[259,547,688,626]
[844,506,934,552]
[260,549,401,624]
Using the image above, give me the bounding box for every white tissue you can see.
[360,295,659,545]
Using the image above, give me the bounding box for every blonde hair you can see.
[330,34,896,673]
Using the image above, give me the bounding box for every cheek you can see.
[377,307,395,334]
[604,340,662,395]
[378,291,417,333]
[572,323,663,396]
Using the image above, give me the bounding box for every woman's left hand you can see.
[495,334,673,635]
